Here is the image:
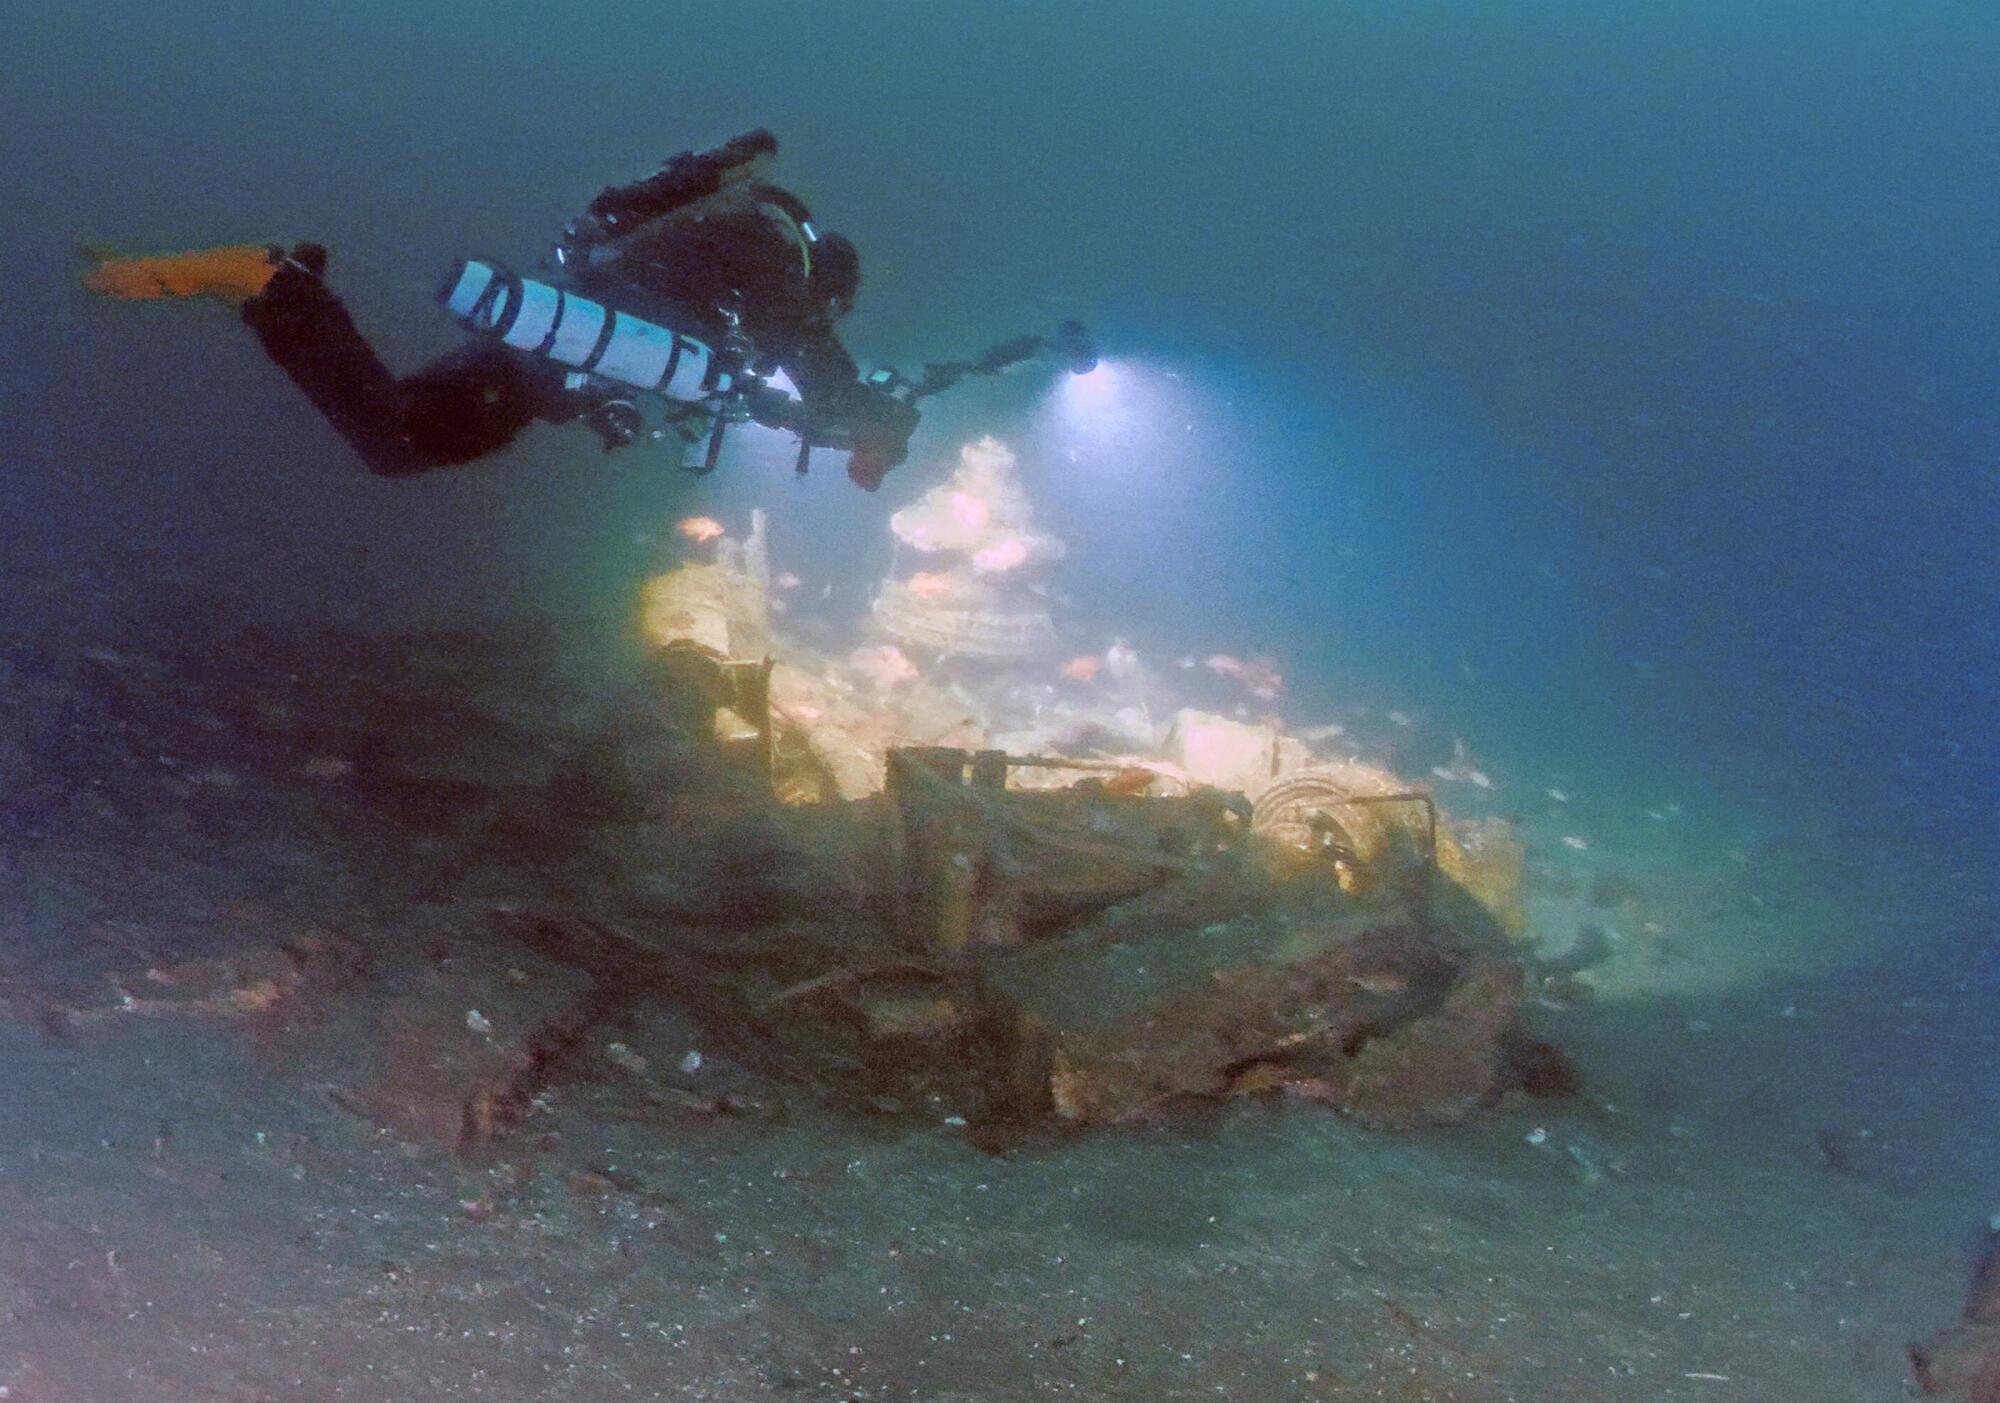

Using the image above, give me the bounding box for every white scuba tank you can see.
[439,259,732,402]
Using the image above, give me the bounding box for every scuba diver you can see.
[82,130,1096,491]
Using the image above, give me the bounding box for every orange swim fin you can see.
[80,243,283,303]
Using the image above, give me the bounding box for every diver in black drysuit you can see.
[239,130,921,489]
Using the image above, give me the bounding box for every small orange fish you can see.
[676,516,726,544]
[1059,654,1103,682]
[905,571,954,601]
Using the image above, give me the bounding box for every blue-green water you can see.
[3,4,1997,1393]
[12,2,1990,847]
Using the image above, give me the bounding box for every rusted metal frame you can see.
[1333,792,1438,862]
[1325,791,1437,924]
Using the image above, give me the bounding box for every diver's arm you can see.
[769,329,921,489]
[781,323,863,408]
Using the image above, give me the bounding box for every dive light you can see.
[1055,319,1098,376]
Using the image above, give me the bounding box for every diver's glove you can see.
[843,403,919,490]
[844,444,900,491]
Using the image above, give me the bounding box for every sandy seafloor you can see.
[0,613,1990,1403]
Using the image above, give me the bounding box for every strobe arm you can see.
[900,319,1097,404]
[733,318,1094,477]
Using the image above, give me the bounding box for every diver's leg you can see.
[239,247,547,475]
[82,240,413,471]
[87,241,548,474]
[237,246,437,476]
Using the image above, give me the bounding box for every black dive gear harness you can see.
[551,129,818,280]
[518,130,1100,477]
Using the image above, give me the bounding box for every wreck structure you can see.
[615,438,1565,1138]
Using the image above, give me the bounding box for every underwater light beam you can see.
[1060,357,1120,410]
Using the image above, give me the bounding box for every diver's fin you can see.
[80,243,284,303]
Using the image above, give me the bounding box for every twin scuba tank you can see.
[438,258,733,403]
